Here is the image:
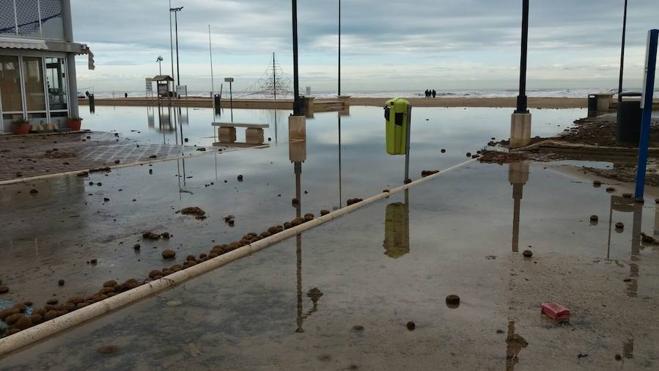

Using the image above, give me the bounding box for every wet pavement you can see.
[5,106,657,369]
[1,161,658,370]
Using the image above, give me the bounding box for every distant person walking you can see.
[432,89,437,98]
[124,92,128,98]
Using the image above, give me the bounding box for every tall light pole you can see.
[510,0,532,149]
[156,56,163,75]
[516,0,529,114]
[618,0,629,102]
[208,25,215,96]
[168,1,175,84]
[170,6,183,97]
[338,0,341,97]
[292,0,301,115]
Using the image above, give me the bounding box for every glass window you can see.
[0,55,23,112]
[46,57,67,110]
[23,56,46,111]
[0,0,17,35]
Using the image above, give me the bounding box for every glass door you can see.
[0,55,24,133]
[23,56,47,126]
[46,57,68,123]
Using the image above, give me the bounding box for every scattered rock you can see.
[58,279,65,287]
[133,244,141,251]
[606,187,615,193]
[577,353,588,359]
[406,321,416,331]
[421,170,440,177]
[441,149,446,153]
[347,198,363,206]
[160,232,171,240]
[162,249,176,260]
[237,175,244,182]
[615,222,624,231]
[29,188,39,194]
[352,325,365,332]
[224,215,235,226]
[622,193,633,199]
[90,259,98,265]
[97,345,119,355]
[615,354,622,361]
[142,231,161,240]
[320,209,330,216]
[446,295,460,309]
[46,299,58,305]
[593,180,602,188]
[292,198,299,206]
[466,152,472,157]
[404,178,412,184]
[180,207,207,220]
[103,280,117,288]
[590,215,598,223]
[304,213,314,222]
[523,250,533,258]
[0,286,9,294]
[641,233,658,244]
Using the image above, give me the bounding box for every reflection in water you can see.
[505,321,528,370]
[147,106,155,128]
[338,112,343,208]
[509,161,529,253]
[383,190,410,258]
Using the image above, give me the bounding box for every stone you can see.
[46,299,58,305]
[466,152,472,157]
[304,213,314,221]
[441,149,446,153]
[590,215,598,223]
[162,249,176,260]
[615,222,624,230]
[446,295,461,309]
[606,187,615,193]
[0,286,9,294]
[142,231,161,240]
[58,279,65,287]
[90,259,98,265]
[352,325,365,332]
[523,250,533,258]
[421,170,440,177]
[97,345,119,355]
[406,321,416,331]
[133,244,141,251]
[593,180,602,187]
[180,207,206,220]
[320,210,330,216]
[5,313,23,326]
[237,175,244,182]
[29,189,39,194]
[160,232,171,240]
[103,280,118,288]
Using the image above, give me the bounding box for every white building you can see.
[0,0,89,133]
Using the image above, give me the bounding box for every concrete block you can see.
[218,127,236,143]
[246,128,264,145]
[289,115,306,141]
[510,112,532,148]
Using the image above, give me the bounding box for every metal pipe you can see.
[209,25,215,96]
[174,9,182,95]
[292,0,301,114]
[618,0,628,102]
[338,0,341,97]
[169,0,175,86]
[515,0,529,113]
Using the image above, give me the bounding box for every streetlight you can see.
[510,0,531,148]
[170,6,183,97]
[156,56,163,75]
[618,0,629,102]
[292,0,301,115]
[224,77,234,122]
[338,0,341,97]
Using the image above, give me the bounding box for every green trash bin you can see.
[384,98,411,155]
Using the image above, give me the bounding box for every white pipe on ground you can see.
[0,158,477,357]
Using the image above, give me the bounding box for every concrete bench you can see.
[212,122,269,145]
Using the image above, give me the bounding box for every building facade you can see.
[0,0,87,133]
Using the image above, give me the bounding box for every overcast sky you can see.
[71,0,659,94]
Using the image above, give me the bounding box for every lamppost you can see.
[618,0,629,102]
[292,0,301,115]
[338,0,341,97]
[156,56,163,75]
[170,6,183,97]
[510,0,531,148]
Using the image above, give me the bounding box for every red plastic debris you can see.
[541,303,570,322]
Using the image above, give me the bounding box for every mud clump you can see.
[404,178,412,184]
[641,233,658,245]
[180,207,207,220]
[590,215,598,224]
[160,232,171,240]
[133,244,141,251]
[304,213,315,222]
[142,231,161,240]
[446,295,461,309]
[406,321,416,331]
[347,198,363,206]
[224,215,235,226]
[605,187,616,193]
[103,280,117,288]
[58,279,65,287]
[523,250,533,258]
[421,170,440,177]
[320,209,330,216]
[0,286,9,294]
[162,249,176,260]
[593,180,602,188]
[97,345,119,355]
[237,175,244,182]
[291,198,300,206]
[615,222,624,231]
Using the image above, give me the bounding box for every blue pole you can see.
[634,29,659,201]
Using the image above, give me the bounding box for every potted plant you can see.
[67,116,83,131]
[11,118,31,135]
